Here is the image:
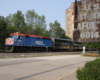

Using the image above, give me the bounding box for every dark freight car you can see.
[52,38,73,51]
[73,42,83,51]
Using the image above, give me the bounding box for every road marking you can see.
[4,74,52,80]
[29,76,52,80]
[56,70,76,80]
[53,70,71,73]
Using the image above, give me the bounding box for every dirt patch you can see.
[85,53,100,57]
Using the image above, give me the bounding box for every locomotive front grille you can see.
[5,38,14,45]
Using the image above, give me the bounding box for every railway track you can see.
[0,51,98,58]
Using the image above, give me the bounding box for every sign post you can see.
[83,47,85,55]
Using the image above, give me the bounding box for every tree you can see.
[12,10,25,31]
[20,25,33,34]
[49,20,60,38]
[25,10,46,35]
[0,19,7,31]
[25,10,37,27]
[0,17,7,50]
[41,30,50,37]
[5,14,13,26]
[84,42,100,50]
[5,26,18,37]
[49,20,71,39]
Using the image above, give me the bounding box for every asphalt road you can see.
[0,54,96,80]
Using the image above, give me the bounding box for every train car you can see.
[52,38,73,51]
[5,32,85,52]
[5,32,52,52]
[73,42,83,51]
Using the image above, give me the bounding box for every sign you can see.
[73,0,100,42]
[35,41,45,45]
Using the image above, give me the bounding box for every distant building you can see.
[66,0,100,42]
[65,2,75,40]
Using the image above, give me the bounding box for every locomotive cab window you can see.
[12,35,18,38]
[19,36,24,39]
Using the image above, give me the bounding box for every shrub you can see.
[76,58,100,80]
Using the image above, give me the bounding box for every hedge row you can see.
[76,58,100,80]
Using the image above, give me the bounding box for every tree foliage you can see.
[25,10,46,35]
[49,20,71,39]
[84,42,100,50]
[5,11,26,33]
[0,18,7,50]
[25,10,37,27]
[20,26,33,34]
[0,18,7,31]
[5,14,13,26]
[12,10,26,30]
[5,26,18,37]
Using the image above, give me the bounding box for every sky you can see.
[0,0,80,30]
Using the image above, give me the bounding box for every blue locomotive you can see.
[5,32,83,52]
[5,32,52,52]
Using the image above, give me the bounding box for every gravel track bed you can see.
[0,51,97,58]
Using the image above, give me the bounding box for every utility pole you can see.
[74,0,78,29]
[73,0,80,42]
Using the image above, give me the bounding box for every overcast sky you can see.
[0,0,80,30]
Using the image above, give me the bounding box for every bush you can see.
[76,58,100,80]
